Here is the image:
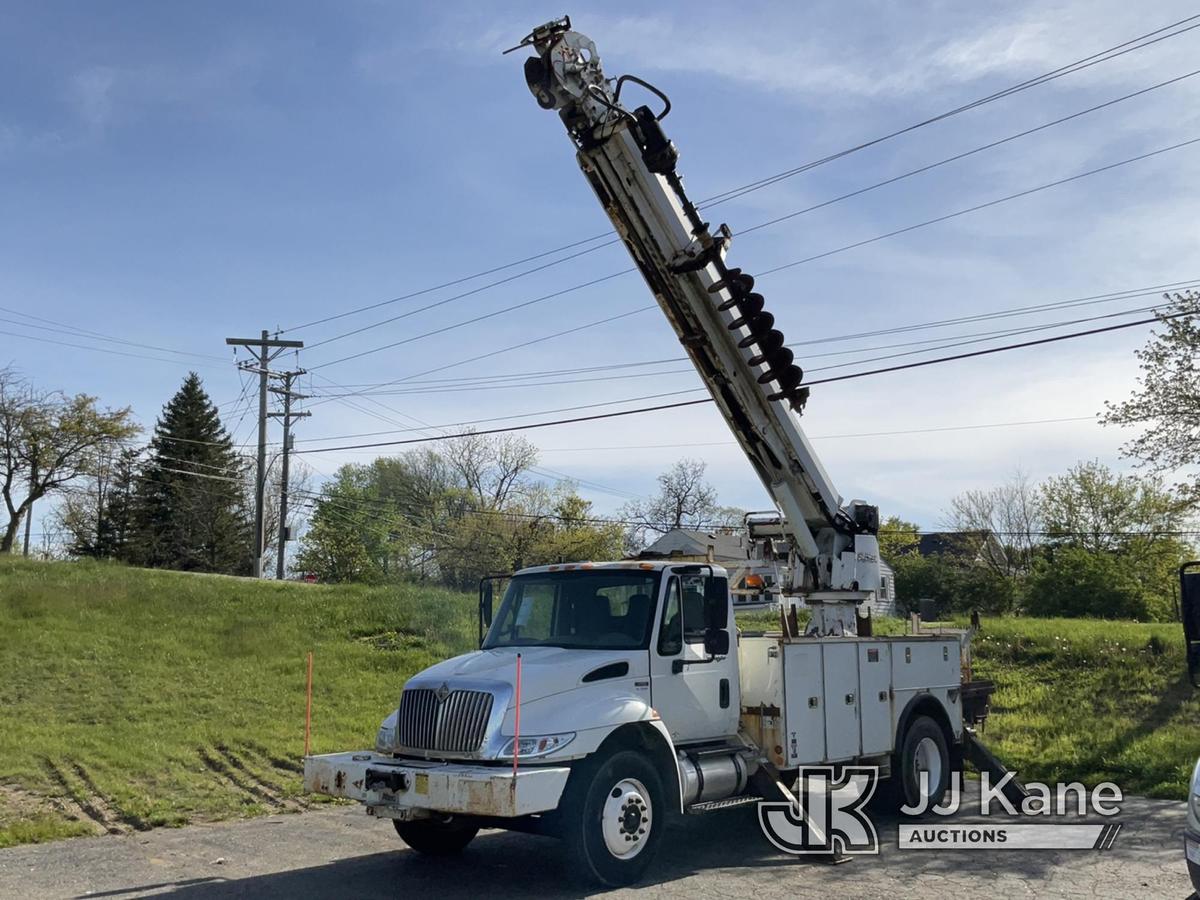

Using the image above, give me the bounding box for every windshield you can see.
[482,570,660,651]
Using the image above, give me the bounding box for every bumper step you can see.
[686,795,762,814]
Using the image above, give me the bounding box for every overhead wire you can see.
[279,13,1200,338]
[294,309,1194,454]
[307,135,1200,374]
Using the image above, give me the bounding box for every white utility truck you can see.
[303,17,997,886]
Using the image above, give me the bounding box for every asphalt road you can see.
[0,790,1193,899]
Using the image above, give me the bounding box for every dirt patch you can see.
[0,783,105,836]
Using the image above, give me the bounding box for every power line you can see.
[279,13,1200,338]
[738,66,1200,238]
[700,15,1200,207]
[301,279,1200,399]
[303,253,626,353]
[304,292,1188,398]
[758,136,1200,277]
[803,309,1190,387]
[0,327,224,370]
[290,487,1200,540]
[299,389,706,446]
[305,306,657,409]
[294,309,1191,454]
[534,416,1098,452]
[0,309,225,361]
[307,135,1200,373]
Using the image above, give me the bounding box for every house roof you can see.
[917,531,997,558]
[639,529,748,563]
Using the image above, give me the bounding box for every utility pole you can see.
[268,370,310,580]
[22,456,37,558]
[225,330,303,578]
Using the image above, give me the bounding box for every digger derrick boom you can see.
[515,18,879,612]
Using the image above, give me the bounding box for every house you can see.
[638,528,747,565]
[875,557,898,618]
[917,530,1006,567]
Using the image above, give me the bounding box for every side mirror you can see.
[1182,562,1200,687]
[704,576,730,630]
[704,627,730,658]
[478,579,494,647]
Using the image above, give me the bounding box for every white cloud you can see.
[65,42,268,133]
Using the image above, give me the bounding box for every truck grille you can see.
[396,687,494,753]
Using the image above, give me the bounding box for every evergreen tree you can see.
[129,373,252,574]
[98,447,140,560]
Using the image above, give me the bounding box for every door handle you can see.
[844,692,856,705]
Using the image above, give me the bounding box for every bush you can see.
[891,554,1019,615]
[1025,546,1148,619]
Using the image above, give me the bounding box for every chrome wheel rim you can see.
[600,777,652,859]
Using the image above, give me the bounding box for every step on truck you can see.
[303,17,997,886]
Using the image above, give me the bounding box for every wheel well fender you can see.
[586,720,682,813]
[895,693,954,756]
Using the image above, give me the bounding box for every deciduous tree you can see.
[0,368,137,553]
[1103,290,1200,503]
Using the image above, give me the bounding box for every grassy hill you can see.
[0,558,1195,848]
[0,557,475,847]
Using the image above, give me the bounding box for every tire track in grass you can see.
[215,745,305,811]
[239,740,305,775]
[70,763,150,831]
[197,747,297,811]
[39,759,128,835]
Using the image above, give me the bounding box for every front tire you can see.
[559,749,666,886]
[393,815,479,855]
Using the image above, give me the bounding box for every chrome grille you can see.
[396,687,494,753]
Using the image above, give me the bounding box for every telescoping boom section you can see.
[515,18,880,622]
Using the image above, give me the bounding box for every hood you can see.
[407,645,643,706]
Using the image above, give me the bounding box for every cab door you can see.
[649,571,738,744]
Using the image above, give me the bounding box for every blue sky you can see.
[4,0,1200,534]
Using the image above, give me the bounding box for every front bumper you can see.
[1186,828,1200,892]
[303,751,571,820]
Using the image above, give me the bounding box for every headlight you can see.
[375,710,399,752]
[498,732,576,759]
[1189,758,1200,831]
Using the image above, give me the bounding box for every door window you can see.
[657,577,683,656]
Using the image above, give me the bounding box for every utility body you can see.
[304,17,996,885]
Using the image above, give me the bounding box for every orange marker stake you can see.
[512,653,523,777]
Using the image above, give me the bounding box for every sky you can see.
[4,0,1200,538]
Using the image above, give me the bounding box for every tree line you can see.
[3,291,1197,620]
[1,370,305,574]
[882,462,1194,621]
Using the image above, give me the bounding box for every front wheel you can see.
[559,749,667,886]
[393,815,479,855]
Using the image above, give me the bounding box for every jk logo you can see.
[757,767,880,855]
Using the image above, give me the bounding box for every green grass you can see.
[967,617,1197,800]
[0,557,476,848]
[0,559,1195,849]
